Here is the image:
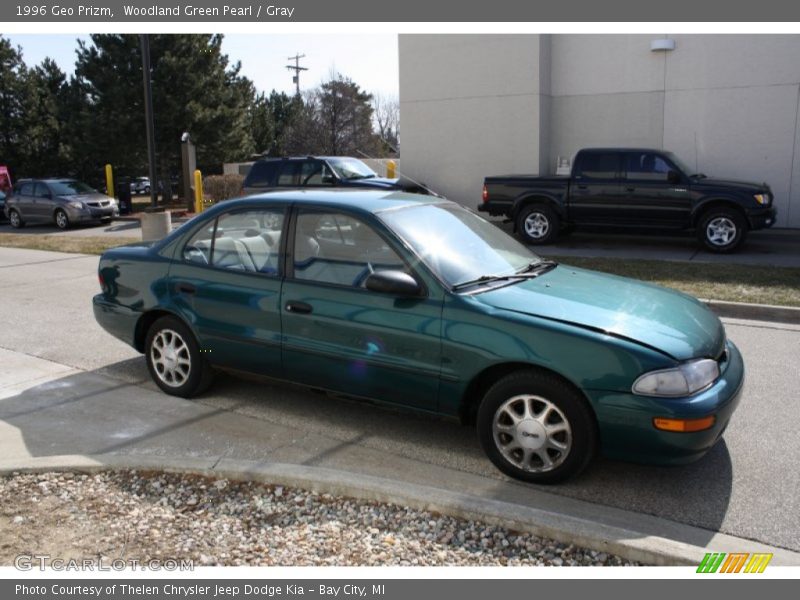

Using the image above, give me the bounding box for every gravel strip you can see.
[0,470,640,566]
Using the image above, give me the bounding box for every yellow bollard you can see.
[386,160,396,179]
[193,170,204,213]
[105,164,114,198]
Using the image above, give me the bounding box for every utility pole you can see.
[286,53,308,96]
[140,34,158,208]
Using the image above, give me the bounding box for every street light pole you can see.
[140,34,158,208]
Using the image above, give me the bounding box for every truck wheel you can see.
[477,369,597,484]
[517,205,560,245]
[698,208,747,253]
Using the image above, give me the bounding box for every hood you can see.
[476,266,725,361]
[692,176,768,193]
[350,177,401,189]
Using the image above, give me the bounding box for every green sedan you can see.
[93,191,744,483]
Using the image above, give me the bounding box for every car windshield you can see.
[49,180,96,195]
[380,203,542,289]
[327,158,377,181]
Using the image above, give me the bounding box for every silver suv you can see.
[5,179,119,230]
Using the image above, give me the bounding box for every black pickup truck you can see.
[479,148,777,252]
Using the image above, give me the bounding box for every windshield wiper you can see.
[452,260,558,291]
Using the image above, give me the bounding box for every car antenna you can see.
[354,149,443,197]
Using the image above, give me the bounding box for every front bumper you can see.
[588,340,744,465]
[67,204,119,222]
[747,206,777,230]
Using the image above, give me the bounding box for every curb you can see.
[702,299,800,325]
[2,454,798,567]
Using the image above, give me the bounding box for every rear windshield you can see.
[244,161,279,188]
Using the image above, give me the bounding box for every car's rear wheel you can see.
[698,207,747,253]
[477,370,597,484]
[8,209,24,228]
[145,316,214,398]
[54,209,70,230]
[516,205,560,245]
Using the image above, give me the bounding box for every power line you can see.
[286,53,308,96]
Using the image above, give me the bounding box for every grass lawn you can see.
[553,256,800,308]
[0,233,797,307]
[0,233,139,255]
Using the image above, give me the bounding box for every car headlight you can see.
[632,358,720,397]
[67,201,85,209]
[754,193,770,205]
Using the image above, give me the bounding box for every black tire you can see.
[8,209,24,229]
[477,369,597,484]
[516,205,560,245]
[144,315,214,398]
[54,208,70,230]
[698,207,747,253]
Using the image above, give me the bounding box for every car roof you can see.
[578,147,666,154]
[208,189,445,216]
[253,156,367,162]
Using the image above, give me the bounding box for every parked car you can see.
[5,179,119,229]
[93,190,743,483]
[242,156,437,196]
[0,189,6,222]
[480,148,777,252]
[130,177,151,195]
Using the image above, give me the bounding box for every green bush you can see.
[203,174,245,203]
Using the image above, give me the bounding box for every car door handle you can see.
[176,282,196,295]
[285,301,313,315]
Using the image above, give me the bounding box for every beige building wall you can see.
[399,35,550,205]
[399,34,800,227]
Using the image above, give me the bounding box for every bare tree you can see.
[372,93,399,153]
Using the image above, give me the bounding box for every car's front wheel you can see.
[516,205,560,245]
[54,209,70,230]
[8,209,24,228]
[477,370,597,484]
[145,316,214,398]
[698,207,747,253]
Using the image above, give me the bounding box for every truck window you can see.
[624,152,672,181]
[574,153,620,180]
[277,161,302,186]
[244,161,279,188]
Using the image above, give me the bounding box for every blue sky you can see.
[4,33,399,98]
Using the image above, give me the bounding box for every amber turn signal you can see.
[653,415,716,432]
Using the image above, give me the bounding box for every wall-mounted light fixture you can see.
[650,39,676,52]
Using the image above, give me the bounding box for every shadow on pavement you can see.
[0,358,734,548]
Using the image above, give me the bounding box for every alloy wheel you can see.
[706,217,737,247]
[523,212,550,239]
[492,394,572,473]
[150,328,192,388]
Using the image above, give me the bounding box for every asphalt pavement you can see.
[1,246,799,561]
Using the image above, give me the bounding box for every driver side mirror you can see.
[667,170,681,184]
[365,270,422,297]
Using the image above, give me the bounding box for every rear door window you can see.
[244,161,279,188]
[574,153,621,180]
[34,183,51,198]
[17,182,34,196]
[277,161,303,186]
